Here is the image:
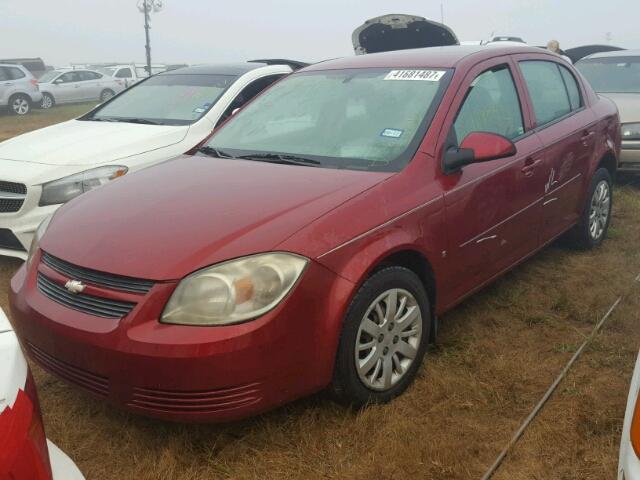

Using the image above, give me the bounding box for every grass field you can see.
[0,102,98,142]
[1,110,639,479]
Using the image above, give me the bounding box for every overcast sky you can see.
[1,0,639,67]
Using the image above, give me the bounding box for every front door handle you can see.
[521,157,542,177]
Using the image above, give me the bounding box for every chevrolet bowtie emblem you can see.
[64,280,86,294]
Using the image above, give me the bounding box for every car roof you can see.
[0,63,27,69]
[583,49,639,59]
[159,62,282,76]
[303,45,546,71]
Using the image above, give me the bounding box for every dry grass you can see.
[0,102,98,142]
[1,112,639,478]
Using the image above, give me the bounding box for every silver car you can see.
[0,64,43,115]
[38,69,125,109]
[576,50,640,172]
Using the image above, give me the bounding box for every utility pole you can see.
[137,0,164,76]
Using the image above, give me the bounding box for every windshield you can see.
[39,70,62,82]
[206,68,451,171]
[576,56,640,94]
[85,73,238,126]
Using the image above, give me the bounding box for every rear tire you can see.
[331,266,430,407]
[9,94,31,115]
[100,89,115,102]
[565,167,613,249]
[40,93,55,109]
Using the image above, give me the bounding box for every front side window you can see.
[575,56,640,94]
[520,60,572,127]
[453,65,525,143]
[207,68,452,171]
[59,72,80,83]
[85,73,238,125]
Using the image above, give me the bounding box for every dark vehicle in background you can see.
[566,45,625,64]
[577,49,640,172]
[352,14,458,55]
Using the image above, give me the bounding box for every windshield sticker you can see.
[384,70,446,81]
[381,128,404,139]
[193,107,206,114]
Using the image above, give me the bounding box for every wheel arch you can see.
[597,150,617,180]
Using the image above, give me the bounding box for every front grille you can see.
[37,273,136,319]
[129,383,263,413]
[0,181,26,213]
[0,199,24,213]
[42,251,154,294]
[28,342,109,397]
[0,228,25,251]
[0,181,26,195]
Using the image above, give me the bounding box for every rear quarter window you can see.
[7,67,26,80]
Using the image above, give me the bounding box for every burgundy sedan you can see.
[9,46,620,422]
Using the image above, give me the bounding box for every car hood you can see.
[352,14,458,55]
[41,155,392,280]
[0,119,189,166]
[599,93,640,123]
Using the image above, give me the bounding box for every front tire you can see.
[331,266,430,407]
[100,89,115,102]
[9,94,31,115]
[40,93,55,109]
[566,167,613,249]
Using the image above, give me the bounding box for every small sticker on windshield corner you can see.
[384,70,446,81]
[381,128,404,138]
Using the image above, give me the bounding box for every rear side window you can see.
[559,65,582,110]
[6,67,26,80]
[520,61,571,127]
[453,65,525,142]
[0,68,9,81]
[79,71,101,81]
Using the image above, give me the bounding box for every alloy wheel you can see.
[588,180,610,241]
[101,91,114,102]
[12,97,29,115]
[355,288,422,391]
[41,95,53,109]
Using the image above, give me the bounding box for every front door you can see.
[517,59,597,242]
[439,59,546,305]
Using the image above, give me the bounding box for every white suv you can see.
[0,64,43,115]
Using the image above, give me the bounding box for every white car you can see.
[103,64,169,88]
[38,68,126,109]
[0,60,303,259]
[619,351,640,479]
[0,308,84,479]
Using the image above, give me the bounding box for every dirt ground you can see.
[1,109,639,479]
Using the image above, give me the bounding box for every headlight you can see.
[622,122,640,141]
[26,214,53,269]
[39,165,128,206]
[161,253,308,326]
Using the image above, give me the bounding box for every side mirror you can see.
[444,132,516,174]
[53,78,63,84]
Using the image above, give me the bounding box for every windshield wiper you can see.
[237,153,321,167]
[89,117,163,125]
[198,146,234,158]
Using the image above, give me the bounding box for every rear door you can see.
[77,71,101,100]
[516,57,597,242]
[438,57,546,303]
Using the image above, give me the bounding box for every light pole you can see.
[137,0,164,76]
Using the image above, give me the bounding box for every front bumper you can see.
[9,256,355,422]
[619,142,640,172]
[0,184,58,260]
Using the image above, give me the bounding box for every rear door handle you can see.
[521,157,542,177]
[581,130,595,145]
